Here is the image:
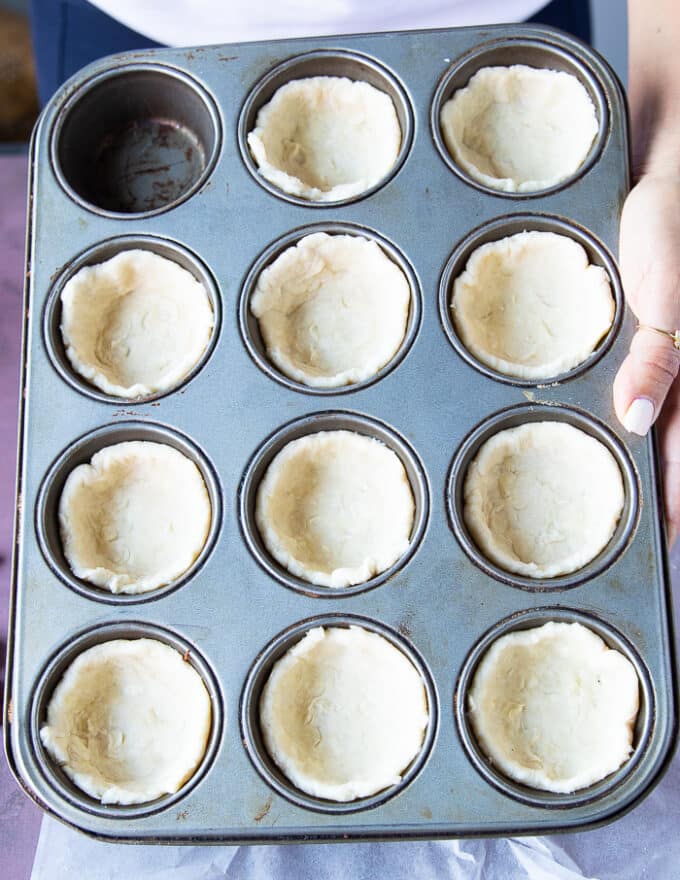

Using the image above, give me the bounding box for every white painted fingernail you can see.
[623,398,655,435]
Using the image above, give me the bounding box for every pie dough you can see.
[440,65,599,192]
[247,76,401,201]
[463,421,624,578]
[60,249,214,398]
[40,638,212,805]
[59,441,212,594]
[260,626,429,801]
[468,621,640,793]
[255,430,414,587]
[250,232,410,387]
[451,231,615,379]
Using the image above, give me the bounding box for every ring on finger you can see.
[637,323,680,350]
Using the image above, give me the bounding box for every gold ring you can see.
[637,324,680,350]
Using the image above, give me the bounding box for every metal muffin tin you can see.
[5,24,677,843]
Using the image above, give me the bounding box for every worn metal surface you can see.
[4,24,677,843]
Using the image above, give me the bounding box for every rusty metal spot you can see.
[91,118,206,213]
[397,622,412,639]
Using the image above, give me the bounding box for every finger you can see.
[658,384,680,545]
[613,327,680,435]
[619,179,680,328]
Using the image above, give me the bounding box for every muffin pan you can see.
[5,24,676,843]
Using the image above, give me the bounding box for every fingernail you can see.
[623,398,655,435]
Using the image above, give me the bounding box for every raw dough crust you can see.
[468,621,640,793]
[463,421,624,578]
[60,249,214,398]
[247,76,401,201]
[260,626,429,801]
[40,638,212,805]
[59,441,211,594]
[451,231,615,379]
[440,65,599,193]
[250,232,410,387]
[255,430,414,587]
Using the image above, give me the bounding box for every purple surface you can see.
[0,152,42,880]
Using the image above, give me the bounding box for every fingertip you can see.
[613,330,678,433]
[622,397,655,436]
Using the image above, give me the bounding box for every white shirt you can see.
[87,0,548,47]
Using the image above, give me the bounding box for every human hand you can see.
[613,173,680,543]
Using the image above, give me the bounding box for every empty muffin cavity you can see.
[52,65,220,215]
[40,637,212,805]
[59,440,212,594]
[259,625,430,802]
[59,248,215,399]
[467,620,640,794]
[255,430,415,588]
[451,231,615,380]
[250,232,411,388]
[463,421,625,579]
[440,65,598,193]
[247,76,401,201]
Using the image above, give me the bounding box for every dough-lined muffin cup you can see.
[39,637,212,805]
[255,429,415,588]
[59,248,214,399]
[250,232,411,388]
[439,64,598,193]
[463,421,625,579]
[247,75,401,202]
[58,440,212,595]
[466,620,640,794]
[450,231,615,380]
[259,625,430,802]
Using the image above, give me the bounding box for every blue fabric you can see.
[31,0,591,107]
[31,0,161,105]
[529,0,591,44]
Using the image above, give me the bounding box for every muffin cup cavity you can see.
[238,50,413,206]
[447,404,639,591]
[239,222,422,394]
[431,38,609,197]
[239,411,429,597]
[36,421,222,604]
[240,613,438,813]
[50,64,221,217]
[30,620,224,819]
[438,214,624,386]
[44,235,221,403]
[455,607,653,808]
